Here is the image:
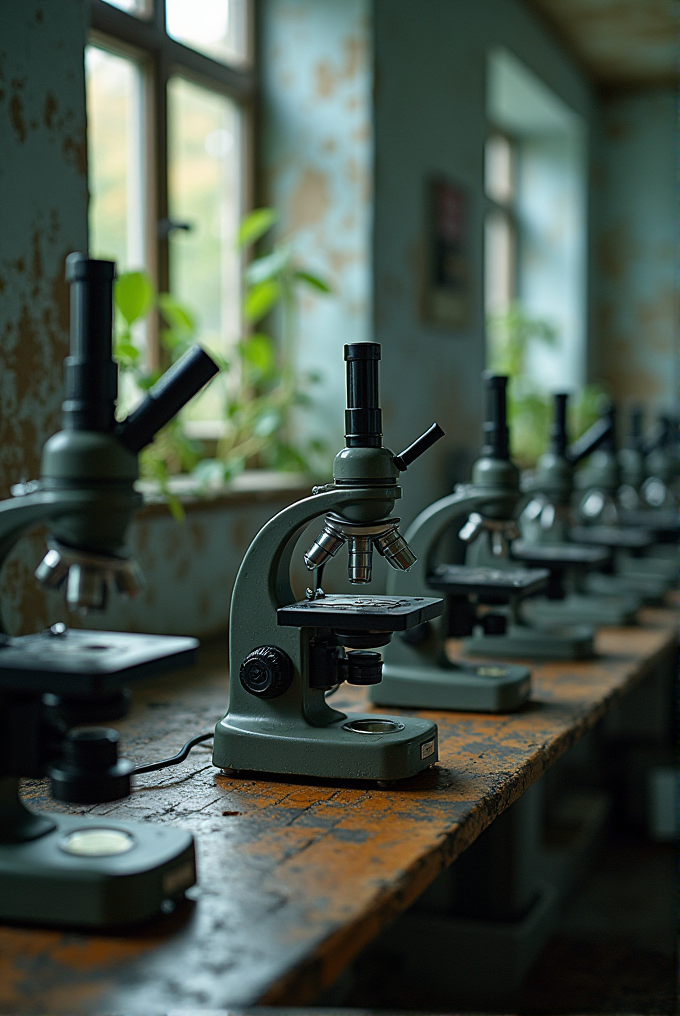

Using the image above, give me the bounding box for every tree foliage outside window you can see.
[487,303,603,466]
[114,208,331,519]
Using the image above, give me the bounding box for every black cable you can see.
[132,731,214,775]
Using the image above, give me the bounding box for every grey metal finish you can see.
[213,485,440,779]
[378,483,533,711]
[0,811,195,928]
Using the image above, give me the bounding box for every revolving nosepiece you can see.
[35,541,144,614]
[304,515,417,585]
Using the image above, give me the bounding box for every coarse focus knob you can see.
[48,727,134,803]
[239,646,294,699]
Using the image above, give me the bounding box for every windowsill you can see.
[135,469,314,519]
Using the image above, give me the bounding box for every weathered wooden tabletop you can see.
[1,608,676,1014]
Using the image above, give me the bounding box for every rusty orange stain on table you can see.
[0,608,676,1013]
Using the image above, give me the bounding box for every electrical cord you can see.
[132,731,214,775]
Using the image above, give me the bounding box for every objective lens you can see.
[347,535,373,583]
[114,559,144,598]
[304,522,346,570]
[459,512,484,543]
[66,565,108,614]
[374,527,417,572]
[35,548,69,589]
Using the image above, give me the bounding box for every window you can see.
[485,48,588,391]
[484,132,517,317]
[86,0,254,400]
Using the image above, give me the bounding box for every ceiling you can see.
[523,0,679,86]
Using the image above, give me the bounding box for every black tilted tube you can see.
[63,254,118,432]
[394,423,445,470]
[116,345,220,454]
[550,393,569,456]
[567,416,612,463]
[481,373,510,460]
[344,342,382,447]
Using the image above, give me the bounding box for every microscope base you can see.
[585,571,669,604]
[213,711,438,781]
[0,811,195,929]
[618,555,678,582]
[522,592,638,627]
[465,623,594,660]
[371,662,531,712]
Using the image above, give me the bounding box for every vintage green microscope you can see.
[213,343,443,782]
[373,375,560,716]
[515,393,639,627]
[0,254,219,928]
[571,403,674,599]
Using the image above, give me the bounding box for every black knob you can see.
[48,727,134,803]
[345,650,383,685]
[482,613,506,635]
[240,646,294,698]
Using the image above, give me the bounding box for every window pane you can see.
[86,46,144,271]
[485,134,514,205]
[485,208,514,316]
[101,0,150,16]
[166,0,250,67]
[168,77,241,418]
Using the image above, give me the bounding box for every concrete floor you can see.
[343,830,676,1013]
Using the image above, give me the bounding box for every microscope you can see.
[0,255,219,928]
[571,403,674,600]
[515,393,639,627]
[374,374,587,717]
[213,343,444,782]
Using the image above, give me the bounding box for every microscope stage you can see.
[511,541,610,570]
[570,525,653,550]
[277,594,443,630]
[0,628,198,694]
[428,564,549,600]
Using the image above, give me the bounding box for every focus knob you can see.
[240,646,294,699]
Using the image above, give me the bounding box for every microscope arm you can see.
[0,490,100,633]
[386,486,503,598]
[230,486,392,624]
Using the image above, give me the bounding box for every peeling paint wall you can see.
[373,0,595,523]
[0,3,308,638]
[0,0,88,633]
[259,0,372,456]
[592,88,678,412]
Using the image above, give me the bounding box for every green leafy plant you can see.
[486,302,604,464]
[193,207,331,487]
[112,208,331,512]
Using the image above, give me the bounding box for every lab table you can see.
[0,607,676,1013]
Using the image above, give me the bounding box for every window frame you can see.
[484,126,519,315]
[88,0,255,366]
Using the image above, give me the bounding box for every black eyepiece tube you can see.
[550,393,569,456]
[116,345,220,454]
[481,373,510,460]
[344,342,382,447]
[394,423,445,471]
[63,254,118,432]
[628,406,644,449]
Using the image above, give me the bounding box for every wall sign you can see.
[423,177,470,330]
